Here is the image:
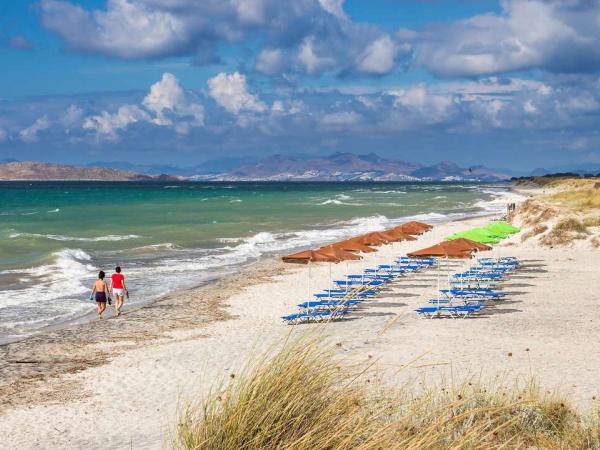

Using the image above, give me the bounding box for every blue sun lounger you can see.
[281,310,350,324]
[297,299,360,311]
[415,305,483,319]
[440,289,506,298]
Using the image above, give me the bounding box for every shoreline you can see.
[0,207,502,414]
[11,187,600,449]
[1,191,512,346]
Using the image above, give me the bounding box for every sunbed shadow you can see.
[492,299,522,305]
[502,283,535,288]
[485,308,522,315]
[519,268,548,273]
[503,291,530,296]
[508,275,536,279]
[354,311,396,317]
[395,284,431,288]
[386,292,420,298]
[369,302,408,308]
[521,259,545,262]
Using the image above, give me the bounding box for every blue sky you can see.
[1,0,599,170]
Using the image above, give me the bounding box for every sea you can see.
[0,181,519,343]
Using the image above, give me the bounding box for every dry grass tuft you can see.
[173,340,600,449]
[553,218,588,234]
[521,224,548,242]
[583,216,600,228]
[540,218,589,246]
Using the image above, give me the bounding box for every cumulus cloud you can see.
[19,117,50,142]
[356,35,398,75]
[40,0,409,78]
[60,105,84,132]
[83,105,149,139]
[412,0,600,77]
[321,111,362,126]
[255,48,285,75]
[297,37,336,74]
[208,72,266,114]
[143,73,204,130]
[40,0,195,59]
[81,73,204,139]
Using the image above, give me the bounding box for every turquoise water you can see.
[0,181,508,341]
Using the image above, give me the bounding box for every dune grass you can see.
[540,218,589,246]
[173,339,600,449]
[540,178,600,210]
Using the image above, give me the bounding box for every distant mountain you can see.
[89,156,260,176]
[191,152,511,182]
[0,162,181,181]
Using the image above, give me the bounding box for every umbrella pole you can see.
[328,263,332,298]
[307,264,311,300]
[437,258,440,298]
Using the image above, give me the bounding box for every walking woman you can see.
[110,266,128,317]
[91,270,110,320]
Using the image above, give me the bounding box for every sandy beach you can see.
[1,187,600,449]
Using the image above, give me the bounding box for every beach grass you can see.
[173,339,600,449]
[542,179,600,210]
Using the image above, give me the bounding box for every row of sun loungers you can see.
[282,257,436,324]
[415,257,521,319]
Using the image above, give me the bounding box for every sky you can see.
[1,0,600,171]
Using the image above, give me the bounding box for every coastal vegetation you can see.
[515,178,600,247]
[173,340,600,449]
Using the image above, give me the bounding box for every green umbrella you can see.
[486,221,520,234]
[483,224,511,238]
[446,229,500,244]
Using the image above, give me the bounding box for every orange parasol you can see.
[353,232,391,246]
[332,239,377,253]
[407,242,473,259]
[382,229,418,241]
[445,238,492,252]
[391,223,425,235]
[318,245,362,261]
[282,249,340,264]
[403,221,433,232]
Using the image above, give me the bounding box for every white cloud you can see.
[208,72,266,114]
[256,48,285,75]
[356,35,397,75]
[0,128,7,142]
[40,0,191,59]
[82,73,203,139]
[61,105,84,131]
[413,0,600,77]
[233,0,267,25]
[386,85,454,123]
[83,105,149,139]
[19,117,50,143]
[297,37,335,74]
[321,111,362,126]
[317,0,347,19]
[523,100,537,113]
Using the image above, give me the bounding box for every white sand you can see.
[2,214,600,449]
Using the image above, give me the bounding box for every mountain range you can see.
[192,152,512,181]
[0,153,518,181]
